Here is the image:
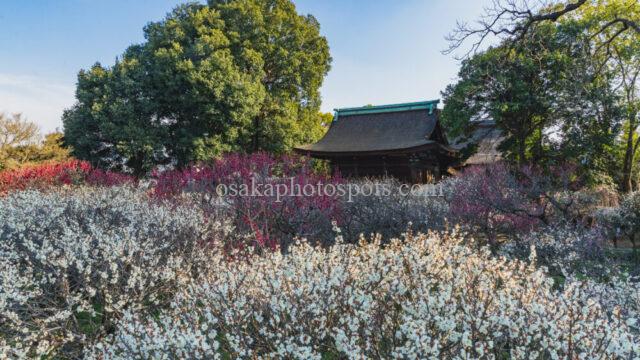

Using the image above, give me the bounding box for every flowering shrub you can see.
[445,162,604,246]
[447,163,544,244]
[0,187,224,358]
[89,230,639,359]
[597,191,640,250]
[153,153,342,250]
[85,168,137,187]
[574,275,640,322]
[564,185,619,224]
[340,177,449,241]
[153,155,450,249]
[152,153,322,197]
[0,159,90,193]
[0,160,135,194]
[501,225,610,279]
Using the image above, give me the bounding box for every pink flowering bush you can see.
[152,153,343,250]
[445,162,598,246]
[446,163,545,245]
[85,168,137,187]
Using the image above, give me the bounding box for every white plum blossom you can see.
[0,187,226,358]
[91,230,639,359]
[1,186,638,359]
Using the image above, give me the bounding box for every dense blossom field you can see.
[0,156,639,358]
[90,230,639,359]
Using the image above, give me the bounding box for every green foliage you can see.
[442,21,622,182]
[442,0,640,189]
[442,30,556,164]
[574,0,640,191]
[38,133,72,161]
[63,58,168,176]
[64,0,331,175]
[75,303,105,337]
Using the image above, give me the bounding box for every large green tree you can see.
[441,43,553,166]
[442,22,621,181]
[445,0,640,190]
[209,0,331,152]
[64,58,168,175]
[64,0,331,175]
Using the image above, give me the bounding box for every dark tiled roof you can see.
[451,120,504,165]
[296,101,444,154]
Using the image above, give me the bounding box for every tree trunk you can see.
[622,123,635,193]
[518,139,526,167]
[251,116,261,153]
[130,152,145,179]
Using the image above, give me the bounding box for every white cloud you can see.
[0,73,76,133]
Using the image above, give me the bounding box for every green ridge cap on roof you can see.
[334,100,440,117]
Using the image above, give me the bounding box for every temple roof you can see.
[450,120,504,165]
[295,100,453,155]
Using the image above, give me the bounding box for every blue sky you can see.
[0,0,493,133]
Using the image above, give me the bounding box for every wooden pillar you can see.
[408,155,420,183]
[382,156,388,177]
[353,156,358,177]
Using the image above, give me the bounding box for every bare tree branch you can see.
[445,0,639,58]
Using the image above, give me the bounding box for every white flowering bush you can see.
[502,225,610,279]
[596,191,640,250]
[89,230,639,359]
[88,292,221,359]
[0,187,225,358]
[570,275,640,322]
[340,178,449,242]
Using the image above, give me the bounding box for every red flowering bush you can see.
[152,153,343,250]
[85,168,137,187]
[0,160,89,194]
[0,160,135,194]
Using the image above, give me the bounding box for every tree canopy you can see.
[0,113,70,170]
[442,21,622,183]
[63,0,331,176]
[443,0,640,190]
[0,113,39,149]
